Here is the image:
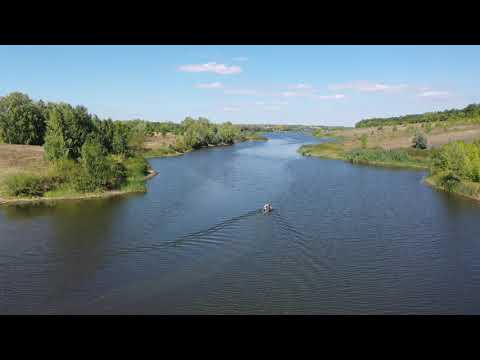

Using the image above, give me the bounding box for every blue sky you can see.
[1,45,480,126]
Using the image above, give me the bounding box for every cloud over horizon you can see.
[418,90,450,98]
[179,62,242,75]
[329,81,408,93]
[288,83,313,90]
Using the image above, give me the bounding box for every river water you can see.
[2,132,480,314]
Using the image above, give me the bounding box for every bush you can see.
[345,148,430,167]
[439,173,461,192]
[123,156,149,178]
[412,131,428,149]
[3,173,54,197]
[69,136,128,192]
[431,141,480,182]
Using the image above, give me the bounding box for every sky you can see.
[1,45,480,126]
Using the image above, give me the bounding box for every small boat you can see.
[263,203,273,213]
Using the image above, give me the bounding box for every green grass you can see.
[312,130,345,140]
[298,142,346,160]
[426,174,480,199]
[1,155,154,203]
[345,148,431,169]
[239,131,268,142]
[2,173,46,197]
[143,146,182,158]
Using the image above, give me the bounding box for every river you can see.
[2,132,480,314]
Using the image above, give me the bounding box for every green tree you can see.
[43,103,94,160]
[112,122,130,155]
[0,92,46,145]
[76,135,126,191]
[44,106,69,160]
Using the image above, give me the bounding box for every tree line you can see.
[0,92,263,198]
[355,103,480,128]
[0,92,254,153]
[0,92,149,196]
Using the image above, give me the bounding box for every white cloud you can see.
[281,91,344,100]
[282,91,306,97]
[196,82,223,89]
[233,57,248,62]
[255,100,288,107]
[329,81,408,93]
[314,94,346,100]
[179,62,242,75]
[418,90,450,98]
[223,106,240,112]
[289,83,313,90]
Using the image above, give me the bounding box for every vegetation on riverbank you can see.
[0,92,269,204]
[425,140,480,200]
[0,92,153,203]
[141,119,267,159]
[300,103,480,200]
[345,148,431,169]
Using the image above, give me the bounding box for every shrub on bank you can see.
[123,156,149,178]
[412,131,428,149]
[345,148,431,168]
[3,173,54,197]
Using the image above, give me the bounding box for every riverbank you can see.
[424,175,480,201]
[0,169,158,206]
[1,133,268,206]
[299,123,480,200]
[299,142,431,169]
[0,143,159,206]
[143,133,268,159]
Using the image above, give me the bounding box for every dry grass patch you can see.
[143,133,177,150]
[0,144,46,182]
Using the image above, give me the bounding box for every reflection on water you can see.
[2,132,480,314]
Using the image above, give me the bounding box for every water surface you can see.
[2,132,480,314]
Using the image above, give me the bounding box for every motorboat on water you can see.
[263,203,273,213]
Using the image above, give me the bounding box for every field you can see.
[143,133,177,150]
[0,144,46,182]
[336,122,480,151]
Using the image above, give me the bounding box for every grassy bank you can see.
[240,132,268,142]
[143,146,184,159]
[300,115,480,201]
[0,154,155,206]
[298,142,346,160]
[299,142,431,169]
[344,148,431,169]
[424,175,480,201]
